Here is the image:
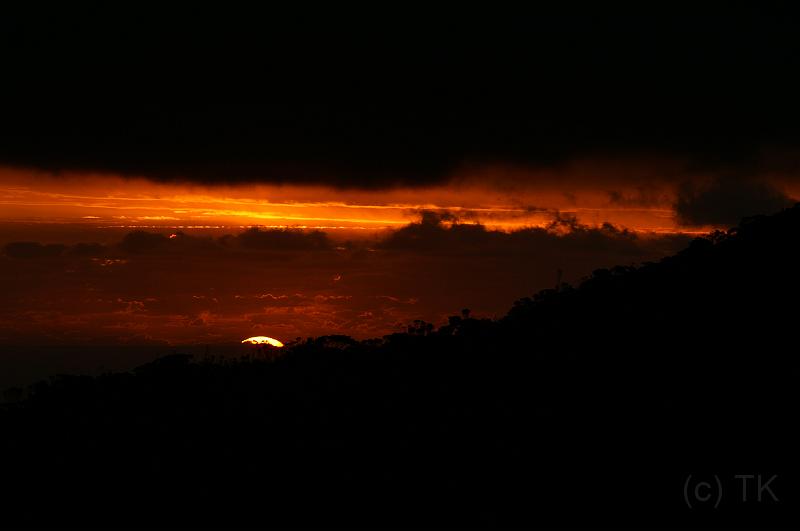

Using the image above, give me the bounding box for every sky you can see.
[2,5,800,385]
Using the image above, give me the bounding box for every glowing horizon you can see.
[0,166,736,235]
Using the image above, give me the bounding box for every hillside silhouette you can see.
[2,206,799,526]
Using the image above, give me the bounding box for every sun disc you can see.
[241,336,284,347]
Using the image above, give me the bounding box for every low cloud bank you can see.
[0,213,692,353]
[674,176,795,226]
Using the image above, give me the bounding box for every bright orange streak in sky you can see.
[0,164,722,360]
[0,166,714,235]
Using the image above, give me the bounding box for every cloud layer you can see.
[4,7,800,189]
[674,177,796,226]
[0,215,691,352]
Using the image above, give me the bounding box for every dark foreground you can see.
[2,207,800,527]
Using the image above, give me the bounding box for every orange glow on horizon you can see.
[0,164,734,349]
[0,164,742,236]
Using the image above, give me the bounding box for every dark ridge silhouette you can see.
[2,206,800,526]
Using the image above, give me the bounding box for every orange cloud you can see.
[0,165,715,235]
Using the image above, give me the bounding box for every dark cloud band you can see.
[3,7,800,188]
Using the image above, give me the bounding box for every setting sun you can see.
[241,336,284,347]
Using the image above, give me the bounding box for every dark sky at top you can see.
[3,3,800,187]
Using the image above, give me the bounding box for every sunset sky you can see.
[2,5,799,385]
